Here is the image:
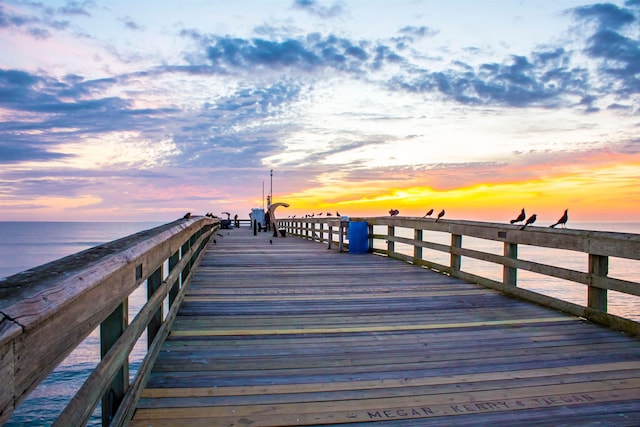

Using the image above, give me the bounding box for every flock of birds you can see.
[185,207,570,231]
[288,212,341,218]
[384,207,569,229]
[508,208,568,229]
[390,208,447,221]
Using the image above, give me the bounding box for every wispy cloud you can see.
[292,0,345,18]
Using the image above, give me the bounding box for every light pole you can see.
[269,169,273,206]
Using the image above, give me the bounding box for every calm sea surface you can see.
[1,220,639,425]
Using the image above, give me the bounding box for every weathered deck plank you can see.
[131,228,640,426]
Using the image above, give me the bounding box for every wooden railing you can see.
[0,216,218,426]
[282,216,640,336]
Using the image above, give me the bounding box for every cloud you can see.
[584,29,640,95]
[573,3,635,29]
[120,16,143,31]
[57,1,93,17]
[0,1,87,39]
[292,0,345,18]
[0,144,70,163]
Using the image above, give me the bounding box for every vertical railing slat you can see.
[503,242,518,287]
[588,254,608,312]
[100,301,128,426]
[451,234,462,272]
[147,266,163,348]
[414,229,423,264]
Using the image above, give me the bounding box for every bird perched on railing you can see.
[550,209,568,228]
[389,209,399,216]
[510,208,526,224]
[424,209,434,218]
[436,209,445,222]
[520,214,537,230]
[183,212,191,220]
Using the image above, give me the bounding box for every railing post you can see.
[100,302,128,426]
[503,242,518,286]
[147,266,163,348]
[387,225,395,255]
[168,250,180,306]
[368,223,374,253]
[588,254,608,312]
[451,234,462,272]
[414,229,423,264]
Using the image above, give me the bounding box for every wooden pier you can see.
[2,216,639,426]
[130,227,640,426]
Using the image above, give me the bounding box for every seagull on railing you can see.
[424,209,434,218]
[550,209,568,228]
[183,212,191,220]
[389,209,399,216]
[520,214,537,230]
[436,209,445,222]
[510,208,526,224]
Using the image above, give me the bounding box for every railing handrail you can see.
[0,216,218,425]
[282,216,640,336]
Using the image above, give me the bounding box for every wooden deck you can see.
[130,227,640,426]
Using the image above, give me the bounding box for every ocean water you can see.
[1,220,639,425]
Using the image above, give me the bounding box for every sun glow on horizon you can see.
[279,155,640,222]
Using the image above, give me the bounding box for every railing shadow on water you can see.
[281,216,640,334]
[0,216,219,426]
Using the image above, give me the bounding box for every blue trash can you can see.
[348,221,369,254]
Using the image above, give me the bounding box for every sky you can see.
[1,0,639,224]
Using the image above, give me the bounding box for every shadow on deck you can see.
[131,227,640,426]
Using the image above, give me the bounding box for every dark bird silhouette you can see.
[269,239,273,244]
[336,211,340,217]
[327,212,332,216]
[389,209,399,216]
[520,214,537,230]
[436,209,445,222]
[510,208,526,224]
[318,212,323,216]
[550,209,568,228]
[183,212,191,220]
[213,239,217,245]
[424,209,434,217]
[216,233,223,237]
